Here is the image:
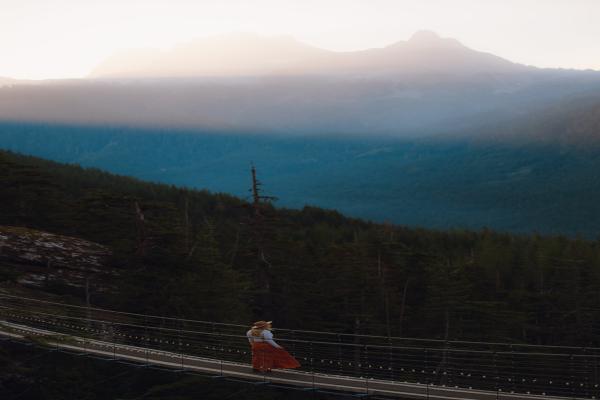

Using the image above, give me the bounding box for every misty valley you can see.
[2,120,600,237]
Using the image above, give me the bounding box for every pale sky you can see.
[1,0,599,80]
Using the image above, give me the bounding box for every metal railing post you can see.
[179,319,184,371]
[494,351,500,400]
[212,323,218,360]
[424,347,428,384]
[112,322,116,360]
[311,340,315,391]
[425,347,430,399]
[338,334,343,375]
[595,348,599,399]
[365,344,369,396]
[583,348,590,398]
[427,380,430,400]
[570,353,575,397]
[388,337,393,382]
[511,345,515,393]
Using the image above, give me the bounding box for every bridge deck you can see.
[0,320,578,400]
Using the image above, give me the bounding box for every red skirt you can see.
[251,342,300,371]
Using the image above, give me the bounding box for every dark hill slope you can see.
[2,150,600,346]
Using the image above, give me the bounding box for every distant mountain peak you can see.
[409,30,442,43]
[89,31,522,79]
[405,30,463,49]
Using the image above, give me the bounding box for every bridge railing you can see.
[1,293,599,398]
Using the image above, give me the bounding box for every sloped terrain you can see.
[0,226,115,292]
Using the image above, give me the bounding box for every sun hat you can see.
[252,320,272,329]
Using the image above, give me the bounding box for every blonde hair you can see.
[251,327,263,337]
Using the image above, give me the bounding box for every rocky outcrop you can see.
[0,226,117,291]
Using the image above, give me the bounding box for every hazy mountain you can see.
[90,33,329,78]
[90,31,530,79]
[2,31,600,136]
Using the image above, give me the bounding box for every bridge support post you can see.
[212,323,218,361]
[493,351,500,400]
[510,345,515,394]
[310,341,315,391]
[424,348,428,385]
[387,338,393,382]
[338,334,343,376]
[364,345,369,397]
[112,322,116,360]
[591,347,599,399]
[179,320,184,372]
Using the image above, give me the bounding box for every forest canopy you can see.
[1,149,600,347]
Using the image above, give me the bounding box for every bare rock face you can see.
[0,226,117,291]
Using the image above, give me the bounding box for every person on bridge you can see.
[247,320,300,373]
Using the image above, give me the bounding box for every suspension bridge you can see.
[0,293,597,399]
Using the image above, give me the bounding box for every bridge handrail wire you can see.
[2,292,598,352]
[1,319,595,398]
[4,304,600,360]
[1,321,589,380]
[2,294,599,398]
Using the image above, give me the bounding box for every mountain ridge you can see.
[89,31,532,79]
[1,31,600,141]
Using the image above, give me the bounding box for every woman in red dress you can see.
[246,320,300,372]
